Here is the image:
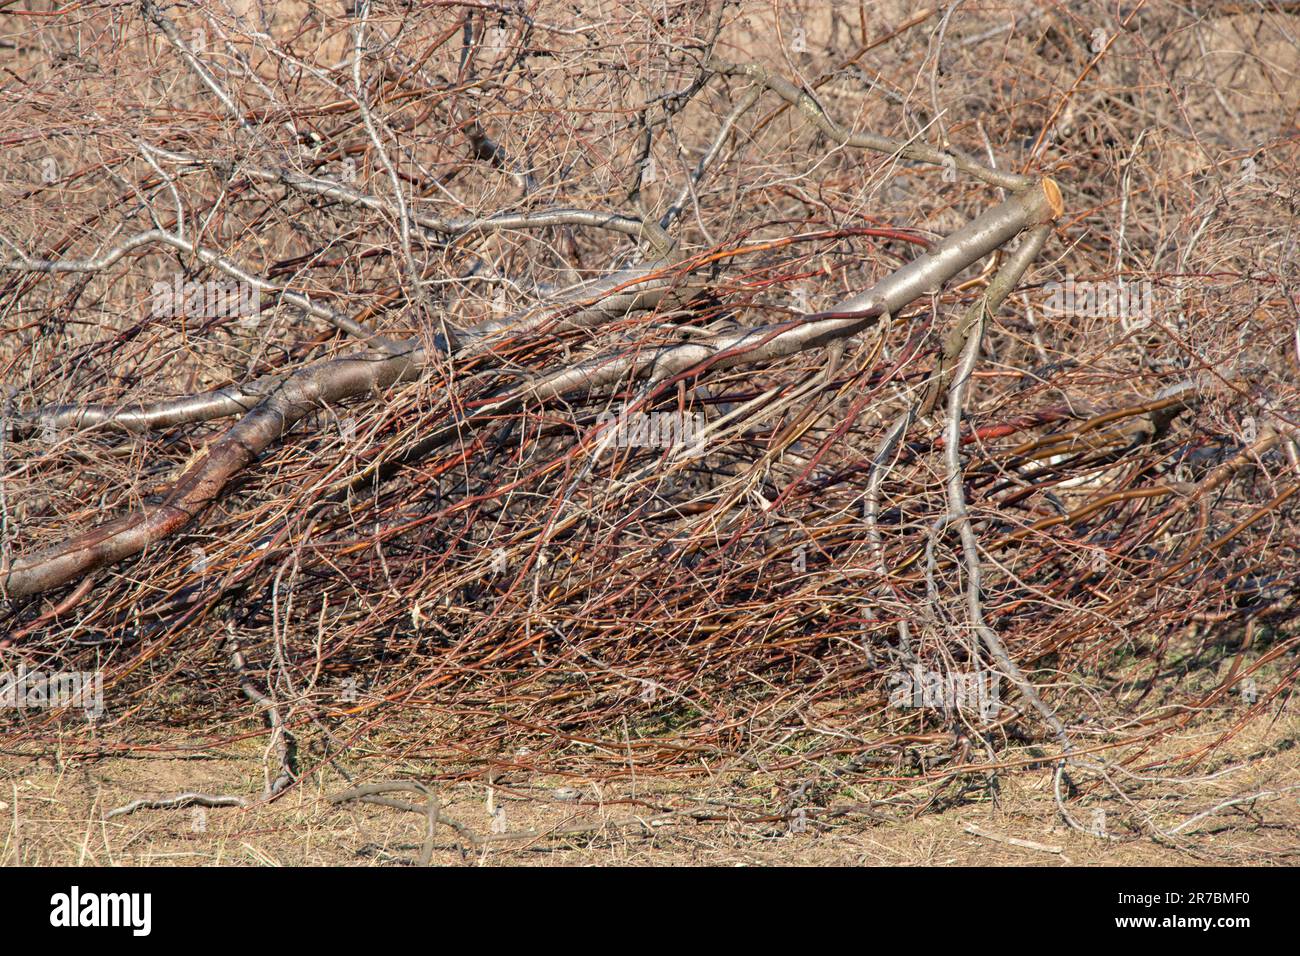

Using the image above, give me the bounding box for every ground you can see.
[3,707,1296,866]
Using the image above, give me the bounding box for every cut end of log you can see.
[1040,177,1064,220]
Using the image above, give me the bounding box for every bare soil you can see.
[3,706,1296,867]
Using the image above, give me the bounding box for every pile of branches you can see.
[2,0,1298,836]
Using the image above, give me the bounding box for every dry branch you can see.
[2,179,1061,600]
[2,0,1297,849]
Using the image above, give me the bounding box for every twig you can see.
[962,821,1063,854]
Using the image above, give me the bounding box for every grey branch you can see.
[2,178,1061,600]
[937,222,1070,747]
[0,229,378,342]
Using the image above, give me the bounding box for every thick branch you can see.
[2,347,420,599]
[2,179,1060,600]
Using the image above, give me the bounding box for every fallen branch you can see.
[2,179,1062,600]
[962,821,1064,855]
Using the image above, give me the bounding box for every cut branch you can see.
[2,179,1061,601]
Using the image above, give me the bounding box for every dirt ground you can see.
[2,705,1296,867]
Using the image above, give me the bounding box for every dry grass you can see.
[3,701,1297,866]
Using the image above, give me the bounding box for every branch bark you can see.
[2,179,1061,601]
